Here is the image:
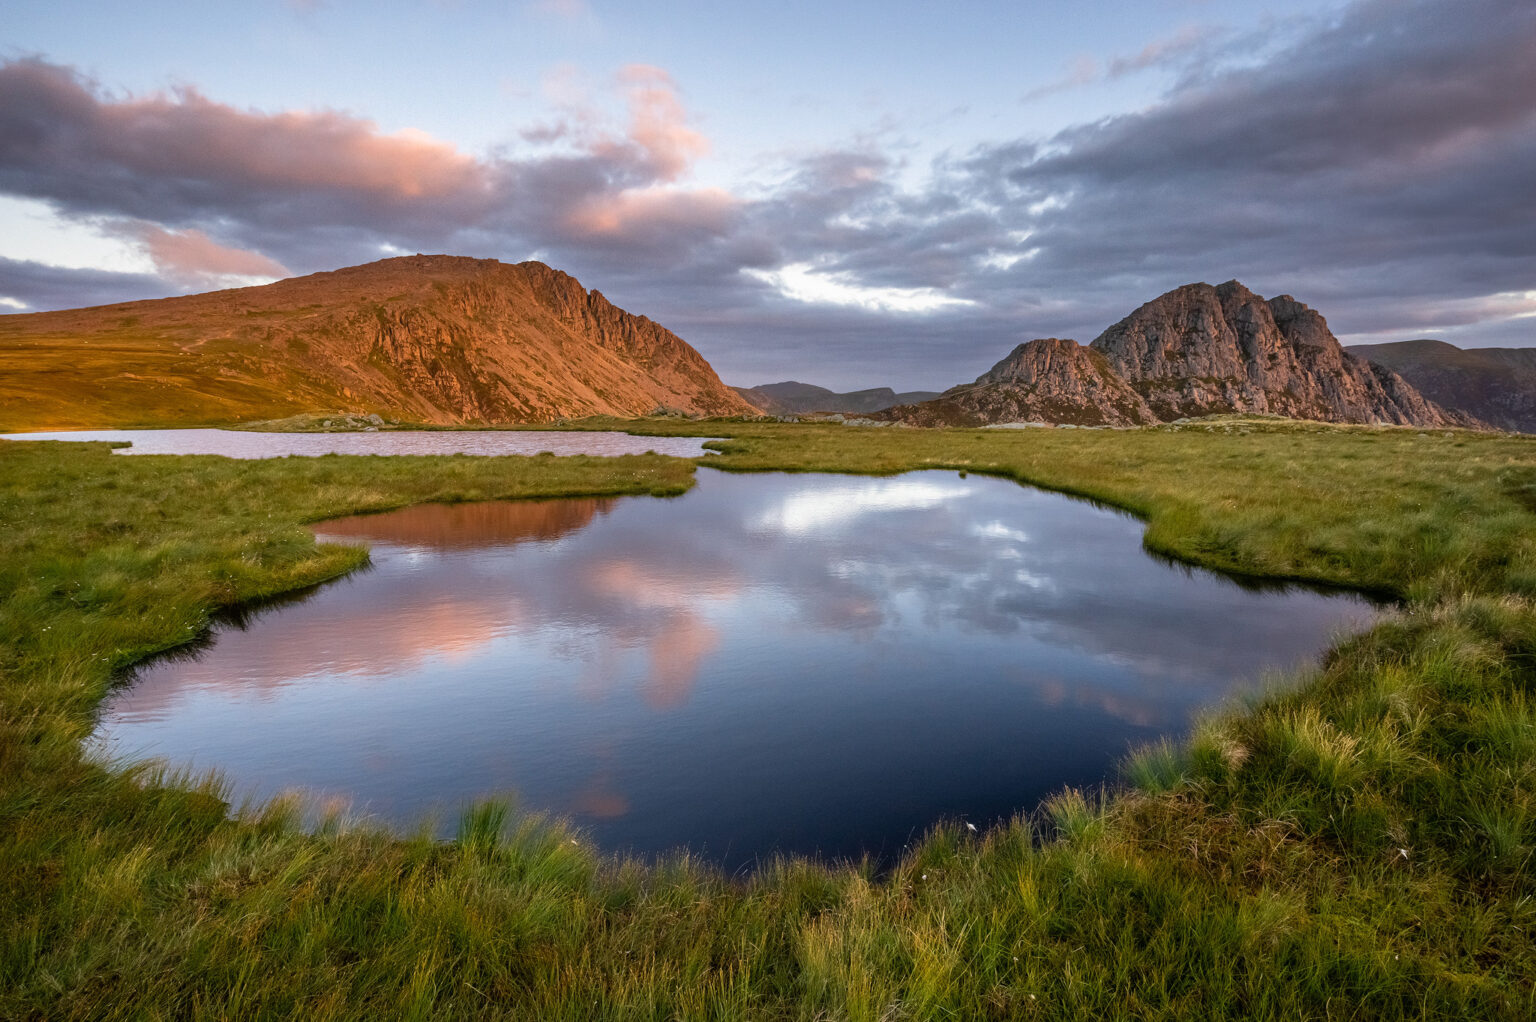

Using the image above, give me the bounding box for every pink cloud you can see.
[117,221,290,286]
[615,65,710,182]
[566,186,738,243]
[0,60,492,210]
[97,91,487,202]
[0,57,741,267]
[533,64,713,183]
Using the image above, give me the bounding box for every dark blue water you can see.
[93,470,1374,870]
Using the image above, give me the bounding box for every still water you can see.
[94,470,1374,869]
[0,428,719,459]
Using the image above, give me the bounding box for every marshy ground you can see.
[3,418,1535,1019]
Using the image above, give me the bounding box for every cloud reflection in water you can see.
[96,470,1376,870]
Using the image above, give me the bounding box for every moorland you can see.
[3,416,1535,1018]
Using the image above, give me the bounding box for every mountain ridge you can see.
[1346,339,1536,433]
[0,255,757,430]
[877,339,1158,427]
[881,281,1470,429]
[731,381,941,415]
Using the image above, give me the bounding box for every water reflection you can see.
[94,470,1377,869]
[315,497,617,548]
[752,478,972,534]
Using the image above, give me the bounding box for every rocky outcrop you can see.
[881,338,1157,427]
[878,281,1470,429]
[0,254,758,427]
[282,256,758,422]
[1348,339,1536,433]
[1088,280,1456,426]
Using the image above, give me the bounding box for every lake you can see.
[92,469,1375,871]
[0,428,720,459]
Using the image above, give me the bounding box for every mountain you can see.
[0,255,757,430]
[1088,281,1456,426]
[1346,339,1536,433]
[878,338,1157,427]
[881,281,1466,429]
[731,381,941,415]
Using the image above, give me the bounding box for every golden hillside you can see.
[0,255,759,430]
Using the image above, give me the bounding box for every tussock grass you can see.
[3,420,1536,1017]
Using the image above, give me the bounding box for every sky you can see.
[2,0,1533,391]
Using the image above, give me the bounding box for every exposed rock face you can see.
[0,254,757,428]
[1347,339,1536,433]
[877,281,1470,429]
[881,338,1158,427]
[1088,281,1455,426]
[732,381,941,415]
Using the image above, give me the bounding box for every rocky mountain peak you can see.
[976,337,1086,385]
[879,337,1158,427]
[1089,280,1455,426]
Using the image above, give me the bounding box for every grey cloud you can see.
[0,57,738,278]
[3,0,1534,392]
[0,257,175,311]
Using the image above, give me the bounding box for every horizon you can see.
[3,0,1533,391]
[0,250,1481,394]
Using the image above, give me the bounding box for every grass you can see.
[0,325,352,432]
[3,418,1536,1018]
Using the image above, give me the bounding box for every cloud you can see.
[0,256,172,312]
[111,221,290,288]
[0,57,727,269]
[1105,24,1217,78]
[687,0,1536,387]
[743,261,976,314]
[565,185,738,244]
[2,0,1534,391]
[0,60,490,215]
[1022,24,1220,101]
[970,0,1536,338]
[613,65,710,182]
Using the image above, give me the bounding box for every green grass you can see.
[3,419,1536,1018]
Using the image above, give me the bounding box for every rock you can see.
[879,338,1158,427]
[876,281,1468,429]
[1088,281,1457,426]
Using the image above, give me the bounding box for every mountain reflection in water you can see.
[94,470,1377,870]
[313,497,618,549]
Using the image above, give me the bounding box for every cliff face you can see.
[0,255,757,428]
[1088,281,1455,426]
[1348,339,1536,433]
[881,338,1157,427]
[877,281,1469,429]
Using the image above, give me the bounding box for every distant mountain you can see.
[0,255,757,430]
[731,381,940,415]
[882,281,1467,429]
[878,339,1157,427]
[1347,339,1536,433]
